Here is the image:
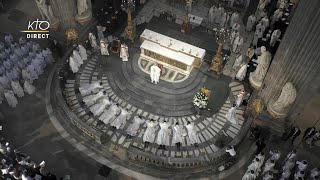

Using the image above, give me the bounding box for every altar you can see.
[139,29,206,75]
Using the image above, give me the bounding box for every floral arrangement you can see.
[193,91,209,109]
[65,28,78,42]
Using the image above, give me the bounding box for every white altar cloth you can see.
[188,14,203,26]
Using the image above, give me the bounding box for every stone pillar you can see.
[257,0,320,123]
[50,0,78,30]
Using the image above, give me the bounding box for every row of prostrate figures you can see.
[0,34,55,108]
[242,148,319,180]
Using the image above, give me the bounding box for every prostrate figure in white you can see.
[11,80,24,98]
[89,33,99,50]
[225,104,239,124]
[143,119,157,148]
[4,90,18,108]
[126,115,145,137]
[23,80,35,95]
[78,44,88,61]
[73,49,83,66]
[90,97,111,117]
[235,90,245,107]
[100,103,121,124]
[69,55,79,73]
[79,81,103,96]
[185,121,199,147]
[150,64,161,84]
[120,43,129,61]
[172,122,186,151]
[100,40,109,56]
[232,34,244,54]
[110,108,132,129]
[156,120,171,150]
[83,90,107,106]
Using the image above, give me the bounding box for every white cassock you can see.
[280,170,291,180]
[230,12,239,27]
[236,64,248,81]
[90,98,111,116]
[79,81,103,96]
[271,9,284,26]
[231,32,239,46]
[186,123,199,144]
[232,36,243,53]
[143,120,157,143]
[110,109,131,129]
[270,29,281,47]
[225,107,238,124]
[100,41,109,55]
[4,90,18,108]
[127,116,145,136]
[253,29,263,47]
[172,124,186,144]
[11,81,24,98]
[247,160,260,174]
[69,56,79,73]
[100,104,120,124]
[0,74,10,89]
[262,160,275,174]
[282,160,294,171]
[246,15,256,31]
[233,55,243,69]
[220,12,229,28]
[89,33,99,50]
[83,91,105,105]
[260,17,269,29]
[120,44,129,61]
[242,172,256,180]
[23,81,35,95]
[156,122,171,146]
[215,7,224,24]
[256,154,265,169]
[78,45,88,61]
[235,92,244,107]
[26,64,38,80]
[73,50,83,65]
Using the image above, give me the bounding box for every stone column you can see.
[257,0,320,122]
[49,0,78,30]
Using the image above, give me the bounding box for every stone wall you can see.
[258,0,320,121]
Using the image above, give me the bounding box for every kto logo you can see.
[21,19,50,39]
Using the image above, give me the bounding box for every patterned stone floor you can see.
[63,48,246,166]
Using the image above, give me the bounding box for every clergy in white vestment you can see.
[256,0,268,18]
[4,34,13,45]
[282,160,294,171]
[215,6,224,24]
[73,49,83,65]
[185,121,199,146]
[172,122,186,151]
[89,32,99,50]
[226,145,236,156]
[263,171,273,180]
[156,120,171,150]
[262,159,275,174]
[23,80,35,95]
[79,81,103,96]
[110,108,132,129]
[100,103,121,124]
[236,63,248,81]
[143,119,158,148]
[100,40,110,56]
[83,90,107,105]
[96,25,106,43]
[255,152,265,169]
[235,90,245,107]
[247,158,260,174]
[231,22,240,34]
[127,115,145,137]
[11,80,24,98]
[78,44,88,61]
[296,160,308,171]
[220,12,229,28]
[271,9,284,26]
[253,28,263,47]
[0,74,10,89]
[225,104,238,124]
[233,54,243,69]
[269,150,281,161]
[4,90,18,108]
[230,12,239,27]
[120,43,129,61]
[232,35,244,54]
[270,29,281,47]
[69,55,80,73]
[90,97,111,117]
[242,170,256,180]
[150,65,161,84]
[208,5,217,23]
[246,14,256,31]
[260,16,270,30]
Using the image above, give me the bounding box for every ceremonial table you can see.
[140,29,206,75]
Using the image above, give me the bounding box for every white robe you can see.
[83,91,105,105]
[24,81,35,95]
[156,122,171,146]
[120,44,129,61]
[270,30,281,47]
[172,125,185,144]
[150,65,161,84]
[230,13,239,27]
[127,116,145,136]
[246,15,256,31]
[186,123,199,144]
[271,9,284,26]
[5,90,18,108]
[233,55,243,69]
[100,42,109,55]
[90,98,111,116]
[236,93,244,107]
[69,56,79,73]
[232,36,243,53]
[253,29,263,47]
[89,33,99,49]
[247,161,260,174]
[79,81,103,96]
[242,172,256,180]
[73,50,83,65]
[78,45,87,61]
[220,12,229,28]
[236,64,247,81]
[22,69,32,84]
[110,109,131,129]
[11,81,24,98]
[143,121,157,142]
[100,104,120,124]
[225,107,238,124]
[282,160,294,171]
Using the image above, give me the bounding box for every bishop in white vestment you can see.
[185,122,199,145]
[127,116,145,137]
[78,44,87,61]
[120,43,129,61]
[232,35,244,53]
[90,97,111,117]
[225,105,238,124]
[236,63,248,81]
[100,40,109,56]
[89,33,99,50]
[11,81,24,98]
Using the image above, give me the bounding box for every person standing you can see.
[110,108,131,129]
[185,121,199,147]
[89,32,99,50]
[285,126,301,144]
[225,104,238,124]
[172,122,185,151]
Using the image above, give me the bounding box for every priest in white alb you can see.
[69,54,79,73]
[150,64,161,84]
[270,29,281,47]
[236,63,248,81]
[156,120,171,150]
[246,14,256,31]
[172,122,186,151]
[185,121,199,146]
[126,115,145,137]
[73,49,83,65]
[100,103,121,124]
[11,80,24,98]
[110,108,132,129]
[235,90,245,107]
[225,104,238,124]
[120,43,129,61]
[90,97,111,117]
[143,119,158,148]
